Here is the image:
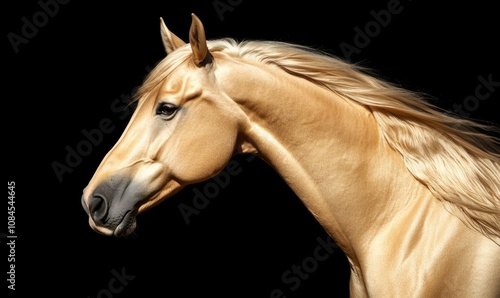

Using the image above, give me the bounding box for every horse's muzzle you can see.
[81,178,139,237]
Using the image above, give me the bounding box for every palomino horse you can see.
[82,14,500,297]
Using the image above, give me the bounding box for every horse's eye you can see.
[156,102,178,119]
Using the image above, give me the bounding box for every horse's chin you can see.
[113,211,137,237]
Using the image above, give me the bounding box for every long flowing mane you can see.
[137,38,500,244]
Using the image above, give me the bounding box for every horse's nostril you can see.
[89,195,108,224]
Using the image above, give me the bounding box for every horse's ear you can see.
[189,13,212,67]
[160,17,186,54]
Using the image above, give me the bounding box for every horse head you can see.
[81,14,247,236]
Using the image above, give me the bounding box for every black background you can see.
[3,1,499,297]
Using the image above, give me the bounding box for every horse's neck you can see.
[220,60,428,259]
[217,57,500,296]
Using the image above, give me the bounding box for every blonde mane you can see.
[138,38,500,243]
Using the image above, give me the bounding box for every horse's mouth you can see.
[114,211,137,237]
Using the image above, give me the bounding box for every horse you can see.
[81,14,500,297]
